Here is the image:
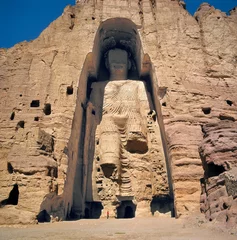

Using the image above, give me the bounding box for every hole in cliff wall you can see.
[84,202,103,219]
[206,163,225,178]
[117,201,136,218]
[7,162,13,174]
[16,121,25,129]
[43,104,51,115]
[150,196,175,217]
[34,117,39,121]
[30,100,40,107]
[202,107,211,115]
[226,100,233,106]
[37,210,51,223]
[162,102,166,107]
[101,164,116,178]
[67,86,73,95]
[0,184,19,207]
[47,167,58,178]
[10,112,15,120]
[126,138,148,154]
[19,94,22,97]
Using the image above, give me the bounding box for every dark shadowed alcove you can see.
[117,200,136,218]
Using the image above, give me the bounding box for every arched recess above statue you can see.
[88,17,143,83]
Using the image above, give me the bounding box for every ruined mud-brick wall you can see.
[0,0,237,223]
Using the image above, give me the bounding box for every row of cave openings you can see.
[201,99,234,115]
[82,197,174,220]
[9,86,74,130]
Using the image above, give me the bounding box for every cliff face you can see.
[199,121,237,227]
[0,0,236,224]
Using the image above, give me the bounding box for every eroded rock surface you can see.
[0,0,237,224]
[199,121,237,227]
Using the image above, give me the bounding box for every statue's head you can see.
[105,48,131,80]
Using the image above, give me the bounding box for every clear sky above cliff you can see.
[0,0,236,48]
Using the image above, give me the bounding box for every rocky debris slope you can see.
[199,121,237,228]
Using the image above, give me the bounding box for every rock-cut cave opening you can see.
[117,201,136,219]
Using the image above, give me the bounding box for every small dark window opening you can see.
[223,202,228,210]
[92,17,96,20]
[207,163,225,178]
[34,117,39,121]
[67,86,73,95]
[10,112,15,120]
[97,168,100,172]
[7,162,13,174]
[40,145,47,151]
[162,102,167,107]
[44,104,51,115]
[202,107,211,115]
[19,94,22,97]
[30,100,40,107]
[96,156,100,161]
[226,100,233,106]
[17,121,25,129]
[92,110,96,115]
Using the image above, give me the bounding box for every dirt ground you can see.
[0,216,236,240]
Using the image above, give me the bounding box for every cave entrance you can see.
[84,202,103,219]
[124,206,134,218]
[150,196,175,217]
[117,200,136,218]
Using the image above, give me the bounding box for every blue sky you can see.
[0,0,236,48]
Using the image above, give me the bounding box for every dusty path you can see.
[0,217,236,240]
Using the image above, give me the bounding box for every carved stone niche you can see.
[65,18,174,220]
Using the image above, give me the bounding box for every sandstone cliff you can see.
[0,0,236,224]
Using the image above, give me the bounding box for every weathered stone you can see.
[199,122,237,226]
[0,0,237,224]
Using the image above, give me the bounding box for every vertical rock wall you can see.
[0,0,236,223]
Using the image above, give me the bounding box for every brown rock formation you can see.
[199,121,237,227]
[0,0,237,224]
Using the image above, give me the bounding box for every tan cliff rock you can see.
[0,0,236,225]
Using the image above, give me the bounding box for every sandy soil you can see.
[0,216,236,240]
